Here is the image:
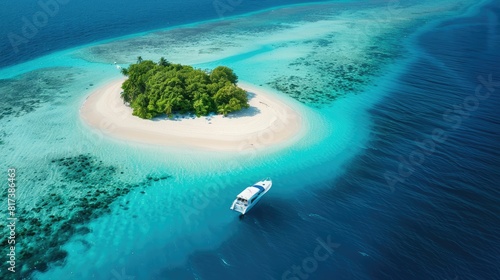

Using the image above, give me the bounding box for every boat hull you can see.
[230,179,272,215]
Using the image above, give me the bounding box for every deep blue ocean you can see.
[156,1,500,280]
[0,0,318,69]
[1,0,499,279]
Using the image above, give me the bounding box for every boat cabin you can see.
[230,179,272,215]
[235,185,265,205]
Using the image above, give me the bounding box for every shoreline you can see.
[79,78,304,152]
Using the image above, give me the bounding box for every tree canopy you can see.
[120,58,249,119]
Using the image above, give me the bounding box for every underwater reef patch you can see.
[0,68,78,121]
[267,33,406,107]
[0,153,171,279]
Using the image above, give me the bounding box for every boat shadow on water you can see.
[236,198,298,228]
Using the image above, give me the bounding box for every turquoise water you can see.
[1,0,498,279]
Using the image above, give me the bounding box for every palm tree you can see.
[158,57,170,67]
[165,102,173,118]
[120,67,129,76]
[217,104,230,116]
[137,56,143,64]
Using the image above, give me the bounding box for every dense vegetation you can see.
[120,57,249,119]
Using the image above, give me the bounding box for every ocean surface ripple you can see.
[161,1,500,279]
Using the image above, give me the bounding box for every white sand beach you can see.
[80,78,303,151]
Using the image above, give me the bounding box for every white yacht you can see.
[230,178,272,215]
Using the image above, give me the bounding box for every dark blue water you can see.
[158,1,500,280]
[0,0,318,69]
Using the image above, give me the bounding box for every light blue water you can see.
[0,0,498,279]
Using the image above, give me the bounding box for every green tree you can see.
[158,57,170,67]
[120,67,129,76]
[193,93,212,117]
[213,84,247,105]
[121,60,156,103]
[121,58,249,119]
[217,104,231,116]
[210,66,238,84]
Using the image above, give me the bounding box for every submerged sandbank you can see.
[80,79,303,151]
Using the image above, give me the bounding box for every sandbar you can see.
[80,78,303,151]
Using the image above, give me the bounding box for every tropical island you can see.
[80,58,303,151]
[120,57,249,119]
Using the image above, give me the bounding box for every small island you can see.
[120,57,249,119]
[80,59,303,151]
